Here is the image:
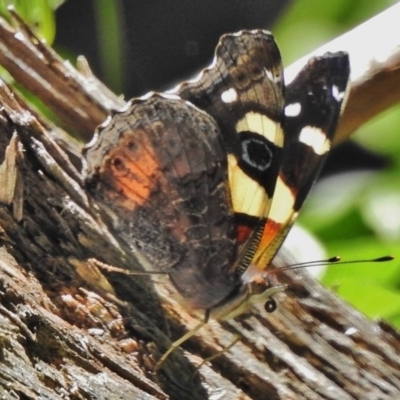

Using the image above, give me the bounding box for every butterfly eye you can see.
[264,298,277,313]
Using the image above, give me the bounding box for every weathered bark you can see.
[0,7,399,400]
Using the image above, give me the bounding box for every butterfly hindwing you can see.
[84,95,239,309]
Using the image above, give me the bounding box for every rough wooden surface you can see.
[0,9,399,400]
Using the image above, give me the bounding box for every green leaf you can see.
[330,278,400,324]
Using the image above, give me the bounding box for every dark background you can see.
[55,0,291,97]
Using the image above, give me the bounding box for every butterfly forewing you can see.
[251,52,351,270]
[283,52,350,210]
[175,30,286,273]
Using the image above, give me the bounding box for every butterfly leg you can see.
[191,334,241,378]
[154,319,207,372]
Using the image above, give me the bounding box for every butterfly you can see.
[83,30,350,368]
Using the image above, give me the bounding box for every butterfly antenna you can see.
[281,255,394,272]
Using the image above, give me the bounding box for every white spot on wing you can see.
[332,85,345,101]
[299,126,331,155]
[265,68,274,81]
[221,88,238,103]
[236,112,284,147]
[285,102,302,117]
[269,176,295,223]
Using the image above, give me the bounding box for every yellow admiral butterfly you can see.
[83,30,350,368]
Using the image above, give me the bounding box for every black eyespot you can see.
[237,131,281,198]
[264,298,277,313]
[240,136,272,172]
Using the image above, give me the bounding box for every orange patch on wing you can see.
[105,130,160,210]
[258,219,282,251]
[251,218,283,270]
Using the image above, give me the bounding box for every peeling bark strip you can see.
[0,7,398,400]
[0,133,24,221]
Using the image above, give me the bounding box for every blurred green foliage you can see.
[0,0,62,44]
[93,0,124,93]
[275,0,400,326]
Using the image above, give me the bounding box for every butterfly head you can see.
[209,265,287,320]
